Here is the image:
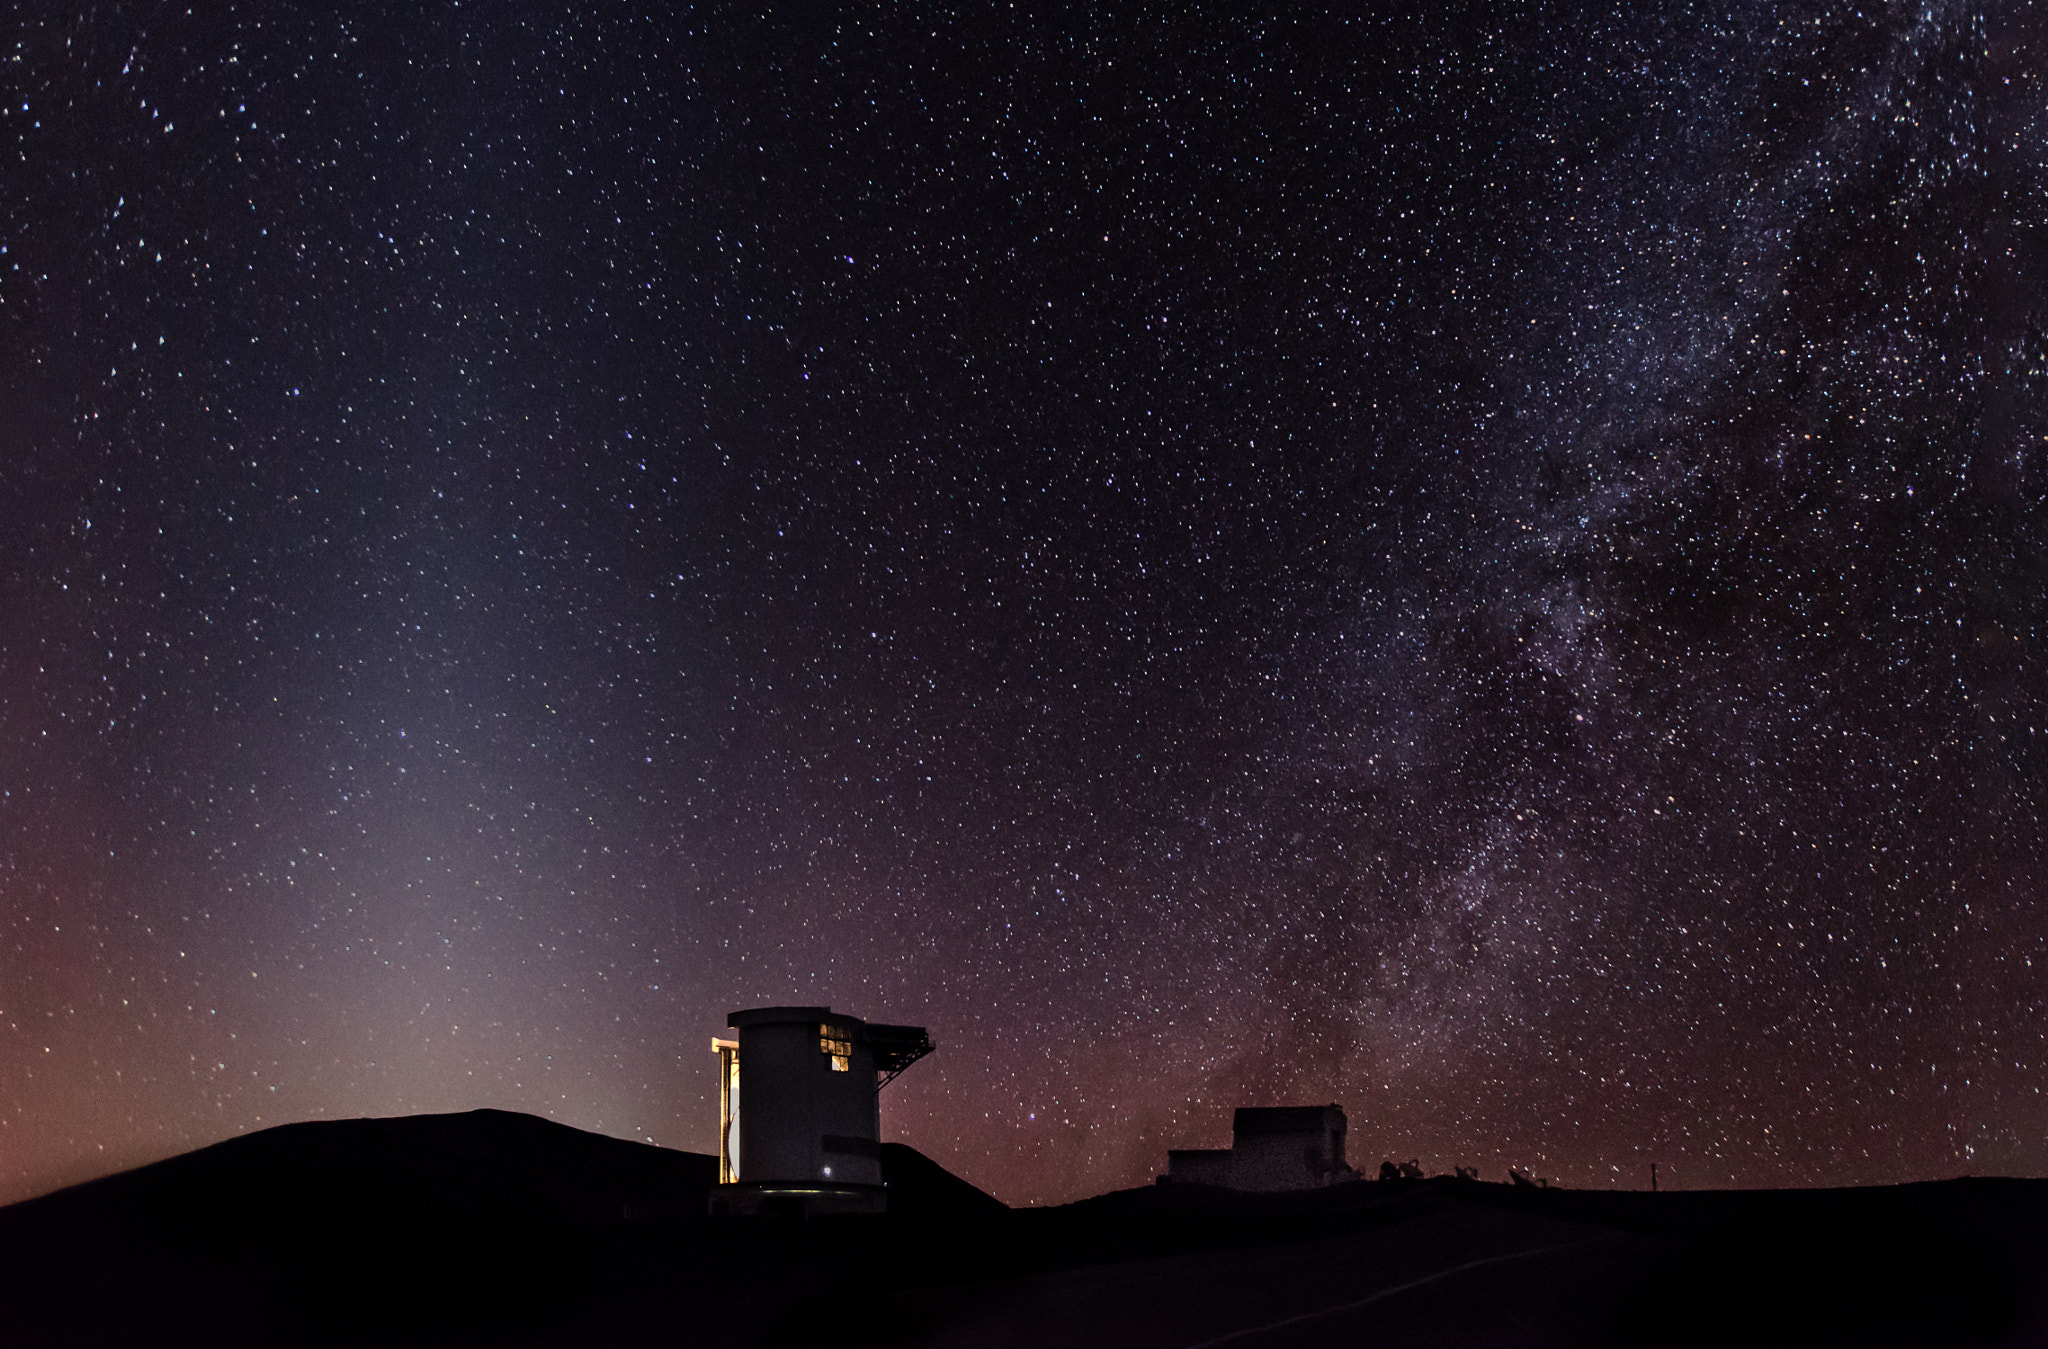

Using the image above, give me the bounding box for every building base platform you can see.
[708,1181,887,1218]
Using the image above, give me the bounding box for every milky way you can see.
[4,2,2046,1206]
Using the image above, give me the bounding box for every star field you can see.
[3,2,2047,1206]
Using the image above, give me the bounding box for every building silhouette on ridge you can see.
[1162,1104,1358,1190]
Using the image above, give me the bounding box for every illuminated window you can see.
[819,1023,852,1071]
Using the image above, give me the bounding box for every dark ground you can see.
[3,1110,2045,1347]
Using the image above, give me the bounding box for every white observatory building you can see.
[709,1005,933,1217]
[1162,1104,1358,1190]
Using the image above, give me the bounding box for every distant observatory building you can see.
[709,1005,933,1217]
[1162,1104,1358,1191]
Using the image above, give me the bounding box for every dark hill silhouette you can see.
[7,1107,720,1230]
[879,1140,1008,1220]
[4,1114,2046,1347]
[0,1109,720,1346]
[0,1109,998,1346]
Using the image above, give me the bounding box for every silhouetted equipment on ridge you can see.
[1161,1103,1359,1190]
[709,1005,935,1217]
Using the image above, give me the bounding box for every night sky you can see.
[5,1,2047,1208]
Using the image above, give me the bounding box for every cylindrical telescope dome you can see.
[727,1006,884,1186]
